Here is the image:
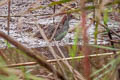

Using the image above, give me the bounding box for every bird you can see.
[33,24,54,39]
[33,14,74,41]
[54,14,73,40]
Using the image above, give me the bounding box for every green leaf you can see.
[103,9,109,24]
[0,74,19,80]
[26,73,44,80]
[4,40,11,48]
[48,0,71,6]
[0,56,6,66]
[91,59,116,77]
[90,45,119,51]
[94,21,98,44]
[69,28,80,57]
[60,0,71,3]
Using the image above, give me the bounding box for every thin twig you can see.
[36,23,67,80]
[55,42,85,80]
[7,0,11,35]
[49,15,67,41]
[89,18,120,39]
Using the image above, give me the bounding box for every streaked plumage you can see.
[33,14,73,41]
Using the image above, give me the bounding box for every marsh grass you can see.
[0,0,120,80]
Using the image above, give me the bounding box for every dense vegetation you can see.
[0,0,120,80]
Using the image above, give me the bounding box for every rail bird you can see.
[33,14,74,41]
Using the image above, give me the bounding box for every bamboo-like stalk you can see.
[7,52,119,67]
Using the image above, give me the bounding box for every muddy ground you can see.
[0,0,120,48]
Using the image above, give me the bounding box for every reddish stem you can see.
[81,9,91,80]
